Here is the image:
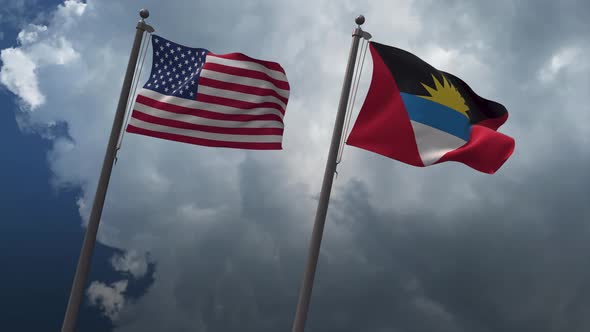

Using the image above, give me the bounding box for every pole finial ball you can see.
[355,15,365,25]
[139,9,149,19]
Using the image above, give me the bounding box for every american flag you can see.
[126,35,290,150]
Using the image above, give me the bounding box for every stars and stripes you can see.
[126,34,290,150]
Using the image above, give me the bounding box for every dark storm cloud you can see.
[119,140,589,332]
[304,141,590,332]
[412,0,590,68]
[116,1,589,331]
[113,156,311,332]
[3,0,589,331]
[305,0,590,326]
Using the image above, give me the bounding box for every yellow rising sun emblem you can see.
[419,74,469,119]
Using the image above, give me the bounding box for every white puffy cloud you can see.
[538,46,581,82]
[0,0,85,111]
[87,280,128,320]
[0,47,44,108]
[111,251,149,279]
[17,25,48,44]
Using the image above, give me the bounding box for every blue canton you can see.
[144,35,209,100]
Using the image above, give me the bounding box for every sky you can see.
[0,0,589,331]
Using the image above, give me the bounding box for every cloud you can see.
[0,47,44,108]
[111,251,150,279]
[17,24,47,44]
[0,0,84,110]
[2,0,590,331]
[87,280,128,320]
[538,46,585,83]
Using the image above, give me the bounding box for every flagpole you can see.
[291,15,366,332]
[60,9,154,332]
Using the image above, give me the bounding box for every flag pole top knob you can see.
[355,15,365,26]
[139,9,149,19]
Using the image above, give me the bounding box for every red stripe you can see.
[199,77,289,105]
[436,125,515,174]
[202,63,290,91]
[131,110,284,136]
[136,94,284,122]
[195,93,285,115]
[346,43,424,167]
[208,53,285,74]
[126,124,282,150]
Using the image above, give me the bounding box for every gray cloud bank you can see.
[1,0,589,331]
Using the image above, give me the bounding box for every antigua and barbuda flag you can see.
[346,42,515,174]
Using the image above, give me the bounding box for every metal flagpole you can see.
[291,15,367,332]
[60,9,154,332]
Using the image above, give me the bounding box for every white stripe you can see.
[200,69,290,98]
[134,102,284,129]
[197,85,287,110]
[206,55,288,82]
[137,89,284,120]
[411,121,467,166]
[128,117,283,143]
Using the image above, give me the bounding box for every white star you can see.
[190,92,194,96]
[160,46,164,51]
[170,48,175,54]
[177,46,181,51]
[174,56,179,61]
[191,80,195,85]
[162,80,166,85]
[155,63,159,68]
[180,53,185,58]
[172,68,176,72]
[165,42,170,47]
[172,84,176,88]
[147,83,151,87]
[166,72,171,76]
[182,70,186,75]
[154,38,159,43]
[169,60,173,65]
[158,69,162,74]
[159,58,164,63]
[155,51,160,56]
[169,77,173,82]
[178,80,182,85]
[191,56,195,61]
[154,79,158,83]
[164,87,169,92]
[178,63,182,68]
[152,74,156,78]
[184,60,189,65]
[164,53,169,58]
[175,74,179,79]
[155,84,159,88]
